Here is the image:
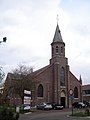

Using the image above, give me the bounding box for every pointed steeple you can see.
[53,24,63,42]
[79,74,82,84]
[51,23,65,59]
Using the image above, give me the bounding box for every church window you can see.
[37,84,43,97]
[74,87,78,98]
[56,46,58,53]
[60,67,65,86]
[61,46,63,53]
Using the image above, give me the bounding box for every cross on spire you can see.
[56,15,59,24]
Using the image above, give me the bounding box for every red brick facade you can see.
[31,24,82,108]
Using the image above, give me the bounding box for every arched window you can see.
[74,87,78,98]
[37,84,43,97]
[60,67,65,86]
[61,46,63,53]
[56,46,58,53]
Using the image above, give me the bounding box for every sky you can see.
[0,0,90,85]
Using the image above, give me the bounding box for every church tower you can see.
[51,24,65,59]
[50,23,69,107]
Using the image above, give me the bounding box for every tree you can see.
[10,64,36,103]
[0,67,5,83]
[0,67,5,105]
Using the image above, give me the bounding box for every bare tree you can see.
[12,64,36,103]
[4,64,36,104]
[0,67,5,83]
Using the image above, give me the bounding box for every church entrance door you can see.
[61,97,65,108]
[60,90,66,108]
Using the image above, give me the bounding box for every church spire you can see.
[53,24,63,43]
[51,23,65,59]
[79,74,82,84]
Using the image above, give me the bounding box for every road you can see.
[19,109,90,120]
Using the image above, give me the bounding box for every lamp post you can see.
[0,37,7,44]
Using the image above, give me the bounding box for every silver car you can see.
[36,102,52,110]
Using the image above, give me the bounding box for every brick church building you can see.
[5,23,82,108]
[31,23,82,108]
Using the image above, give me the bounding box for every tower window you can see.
[61,47,63,53]
[37,84,43,97]
[56,46,58,53]
[60,67,65,86]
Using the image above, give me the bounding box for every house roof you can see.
[82,84,90,90]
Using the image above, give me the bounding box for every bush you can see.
[71,108,90,117]
[0,107,19,120]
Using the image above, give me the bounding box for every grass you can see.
[71,108,90,117]
[72,112,89,117]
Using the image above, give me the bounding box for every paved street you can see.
[19,109,90,120]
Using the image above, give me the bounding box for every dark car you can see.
[72,102,85,108]
[83,101,90,108]
[52,103,64,110]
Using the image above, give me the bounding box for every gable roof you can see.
[69,71,81,85]
[34,64,52,77]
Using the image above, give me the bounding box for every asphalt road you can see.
[19,109,90,120]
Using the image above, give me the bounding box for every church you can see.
[4,23,82,108]
[31,23,82,108]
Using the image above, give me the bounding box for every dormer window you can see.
[56,46,58,53]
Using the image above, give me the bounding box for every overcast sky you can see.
[0,0,90,85]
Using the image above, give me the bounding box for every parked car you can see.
[72,102,85,108]
[24,105,30,110]
[36,102,46,110]
[52,103,64,110]
[83,101,90,108]
[36,102,52,110]
[44,103,52,110]
[78,102,85,108]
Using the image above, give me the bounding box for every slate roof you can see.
[53,24,63,42]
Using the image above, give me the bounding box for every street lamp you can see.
[0,37,7,44]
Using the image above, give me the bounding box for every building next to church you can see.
[5,23,82,108]
[82,84,90,102]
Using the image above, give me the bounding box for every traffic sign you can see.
[69,89,74,96]
[69,96,74,100]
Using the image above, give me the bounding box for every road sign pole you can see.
[68,89,74,116]
[71,98,73,116]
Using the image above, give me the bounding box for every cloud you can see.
[0,0,61,67]
[0,0,90,84]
